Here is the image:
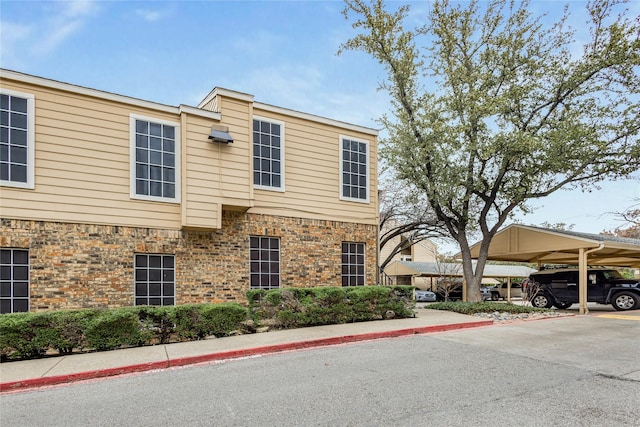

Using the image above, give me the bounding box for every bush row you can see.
[0,286,416,361]
[426,301,551,315]
[247,286,415,328]
[0,303,248,360]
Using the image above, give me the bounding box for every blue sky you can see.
[1,0,638,247]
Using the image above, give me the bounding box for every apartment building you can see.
[0,69,378,313]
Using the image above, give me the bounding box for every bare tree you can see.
[378,173,446,270]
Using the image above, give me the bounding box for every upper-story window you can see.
[253,117,284,191]
[0,89,35,189]
[130,114,180,202]
[340,136,369,202]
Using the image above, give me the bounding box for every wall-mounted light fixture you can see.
[208,125,233,144]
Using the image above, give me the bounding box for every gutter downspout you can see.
[578,243,605,315]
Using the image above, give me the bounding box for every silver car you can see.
[415,289,437,302]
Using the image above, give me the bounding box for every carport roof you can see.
[385,260,536,278]
[464,224,640,268]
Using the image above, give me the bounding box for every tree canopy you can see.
[340,0,640,301]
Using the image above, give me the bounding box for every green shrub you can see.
[85,308,151,351]
[0,312,49,360]
[247,285,415,329]
[46,310,99,354]
[137,306,174,344]
[171,303,248,340]
[427,301,551,315]
[197,303,248,338]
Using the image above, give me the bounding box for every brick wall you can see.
[0,213,377,311]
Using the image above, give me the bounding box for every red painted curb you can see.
[0,320,493,393]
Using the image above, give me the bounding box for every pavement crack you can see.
[41,357,65,378]
[596,372,640,383]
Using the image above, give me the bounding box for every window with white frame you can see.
[134,254,175,306]
[131,115,179,202]
[252,117,284,190]
[341,242,365,286]
[250,237,280,289]
[340,136,369,202]
[0,249,30,313]
[1,90,35,189]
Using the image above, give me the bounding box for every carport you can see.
[465,224,640,314]
[384,260,536,301]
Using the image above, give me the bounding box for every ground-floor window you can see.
[250,236,280,289]
[0,248,29,313]
[134,254,175,306]
[342,242,365,286]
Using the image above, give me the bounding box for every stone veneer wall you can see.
[0,212,377,311]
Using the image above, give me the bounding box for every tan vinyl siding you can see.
[1,73,377,231]
[0,80,182,229]
[249,107,378,225]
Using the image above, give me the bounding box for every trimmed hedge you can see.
[1,286,417,361]
[426,301,551,315]
[247,285,415,328]
[0,303,249,360]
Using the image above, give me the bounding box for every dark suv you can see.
[527,268,640,311]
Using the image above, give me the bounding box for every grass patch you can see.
[426,301,553,315]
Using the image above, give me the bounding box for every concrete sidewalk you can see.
[0,309,492,392]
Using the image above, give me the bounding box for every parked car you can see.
[434,285,492,301]
[490,282,522,300]
[415,289,437,302]
[527,268,640,311]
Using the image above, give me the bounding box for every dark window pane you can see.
[150,165,162,180]
[149,283,161,296]
[135,269,147,281]
[163,270,174,281]
[149,256,162,268]
[163,153,175,167]
[13,250,29,264]
[0,299,11,314]
[163,283,174,296]
[0,94,8,109]
[13,299,28,312]
[136,180,148,195]
[162,125,175,139]
[150,123,162,136]
[135,255,147,267]
[163,256,174,268]
[136,134,148,148]
[163,183,175,198]
[148,298,161,306]
[135,298,147,306]
[150,137,162,151]
[136,148,148,162]
[136,163,148,179]
[0,282,11,297]
[162,297,174,306]
[150,181,162,196]
[11,112,27,129]
[11,97,27,113]
[11,129,27,146]
[135,283,148,296]
[163,139,175,152]
[136,120,148,134]
[150,150,162,165]
[11,164,27,182]
[11,147,27,165]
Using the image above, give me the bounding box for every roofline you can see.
[199,86,379,136]
[2,68,379,136]
[1,68,179,114]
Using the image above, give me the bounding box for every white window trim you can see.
[129,113,180,203]
[339,135,370,203]
[0,89,35,189]
[252,115,285,192]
